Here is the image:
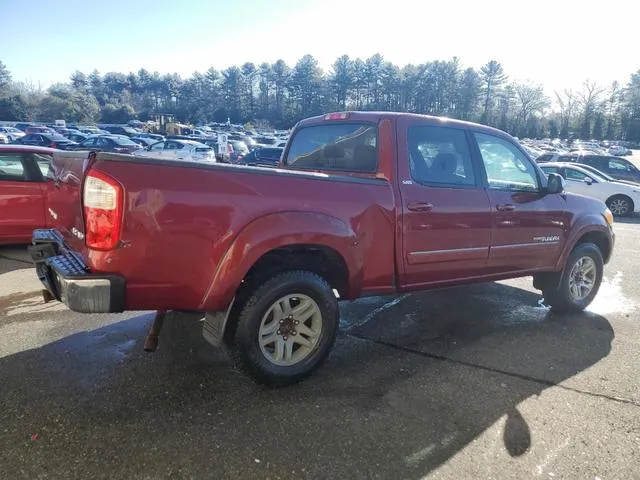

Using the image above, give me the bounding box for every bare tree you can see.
[513,83,549,136]
[554,89,578,138]
[578,80,605,139]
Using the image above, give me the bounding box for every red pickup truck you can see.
[29,112,615,386]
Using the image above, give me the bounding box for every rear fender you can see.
[199,211,362,311]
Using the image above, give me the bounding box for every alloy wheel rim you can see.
[609,199,629,216]
[258,294,322,366]
[568,256,597,301]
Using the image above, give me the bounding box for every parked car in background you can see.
[25,126,55,135]
[0,145,55,244]
[608,145,628,156]
[135,139,216,162]
[101,125,140,137]
[130,136,158,148]
[0,126,26,142]
[229,140,249,162]
[203,139,234,162]
[75,126,104,135]
[574,155,640,184]
[539,162,640,216]
[237,147,283,167]
[254,136,279,148]
[66,133,89,144]
[14,133,78,150]
[133,132,165,142]
[14,122,36,131]
[73,135,143,154]
[228,133,257,150]
[0,132,8,144]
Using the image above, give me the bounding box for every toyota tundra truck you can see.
[29,112,615,386]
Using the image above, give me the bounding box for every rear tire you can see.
[542,242,603,313]
[606,195,633,217]
[229,270,339,387]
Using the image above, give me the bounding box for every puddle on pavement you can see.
[587,272,636,316]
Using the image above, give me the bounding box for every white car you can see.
[539,162,640,216]
[135,139,216,163]
[0,126,25,142]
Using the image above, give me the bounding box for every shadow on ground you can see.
[615,214,640,225]
[0,283,613,479]
[0,245,33,275]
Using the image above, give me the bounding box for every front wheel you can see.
[229,270,339,387]
[543,242,604,313]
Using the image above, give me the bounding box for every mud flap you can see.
[202,297,235,348]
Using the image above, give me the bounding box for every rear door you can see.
[397,118,492,287]
[472,132,565,272]
[0,152,47,243]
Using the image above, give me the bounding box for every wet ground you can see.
[1,219,640,479]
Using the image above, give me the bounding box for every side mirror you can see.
[546,173,565,194]
[584,176,593,185]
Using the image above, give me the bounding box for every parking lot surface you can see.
[1,219,640,479]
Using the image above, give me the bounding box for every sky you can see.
[1,0,637,95]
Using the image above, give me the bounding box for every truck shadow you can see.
[0,245,33,274]
[0,283,613,479]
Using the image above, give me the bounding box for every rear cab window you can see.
[0,154,26,181]
[284,123,378,173]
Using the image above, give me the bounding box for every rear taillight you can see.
[50,142,57,148]
[83,170,123,251]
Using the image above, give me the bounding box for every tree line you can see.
[1,56,639,141]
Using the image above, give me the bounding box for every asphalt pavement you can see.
[1,219,640,479]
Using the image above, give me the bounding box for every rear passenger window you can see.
[285,124,377,172]
[407,126,476,187]
[0,154,26,181]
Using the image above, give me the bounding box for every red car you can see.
[0,145,56,245]
[30,112,615,385]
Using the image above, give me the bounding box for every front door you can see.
[398,119,492,288]
[472,132,565,273]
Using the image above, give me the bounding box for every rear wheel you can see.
[542,242,603,313]
[606,195,633,217]
[229,270,339,387]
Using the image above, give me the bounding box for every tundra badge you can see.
[533,235,560,243]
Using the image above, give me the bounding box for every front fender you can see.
[199,211,362,311]
[555,212,613,270]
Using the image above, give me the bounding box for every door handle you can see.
[407,202,434,212]
[496,203,516,212]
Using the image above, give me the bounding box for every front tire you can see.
[543,242,603,313]
[230,270,339,387]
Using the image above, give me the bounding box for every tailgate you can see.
[47,150,93,252]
